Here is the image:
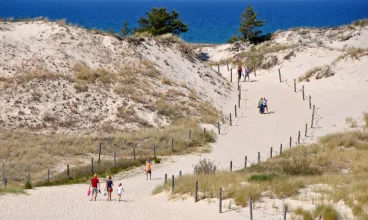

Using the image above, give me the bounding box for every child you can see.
[117,183,124,202]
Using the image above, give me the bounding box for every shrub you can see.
[346,117,358,128]
[363,112,368,129]
[314,205,339,220]
[153,157,162,163]
[193,159,216,175]
[298,66,322,82]
[282,158,323,176]
[24,180,32,189]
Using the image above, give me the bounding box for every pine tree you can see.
[134,8,188,36]
[119,20,131,37]
[239,5,264,43]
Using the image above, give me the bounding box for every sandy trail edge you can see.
[0,66,313,220]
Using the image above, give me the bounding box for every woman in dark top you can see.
[105,176,114,201]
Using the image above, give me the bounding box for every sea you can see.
[1,0,368,44]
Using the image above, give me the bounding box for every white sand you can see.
[1,22,367,220]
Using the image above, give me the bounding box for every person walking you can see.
[263,98,268,113]
[258,98,264,114]
[145,158,152,180]
[89,174,100,201]
[105,176,114,201]
[244,66,250,82]
[117,183,124,202]
[237,66,243,84]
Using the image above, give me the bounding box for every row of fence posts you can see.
[17,127,201,184]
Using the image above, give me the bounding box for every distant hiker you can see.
[89,174,100,201]
[105,176,114,201]
[237,66,242,83]
[244,66,250,82]
[145,158,152,180]
[117,183,124,202]
[258,98,264,114]
[263,98,268,113]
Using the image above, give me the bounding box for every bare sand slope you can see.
[0,65,312,220]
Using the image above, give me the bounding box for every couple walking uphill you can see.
[258,98,269,114]
[237,66,251,83]
[89,174,124,202]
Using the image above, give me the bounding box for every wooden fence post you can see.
[165,173,167,183]
[245,156,247,169]
[280,144,283,155]
[238,94,240,108]
[305,124,308,137]
[218,64,220,73]
[230,69,233,82]
[311,105,315,128]
[133,148,136,160]
[278,69,282,82]
[218,122,220,134]
[239,87,241,100]
[195,180,198,202]
[214,166,216,173]
[67,164,70,178]
[219,187,223,213]
[91,158,94,174]
[284,206,287,220]
[250,197,253,220]
[302,85,305,100]
[230,161,232,172]
[98,143,102,165]
[2,159,4,185]
[270,147,273,158]
[172,137,174,150]
[27,173,30,183]
[294,79,296,92]
[4,178,7,189]
[298,131,301,145]
[230,113,232,126]
[258,152,260,163]
[254,64,256,77]
[172,175,175,193]
[227,60,229,71]
[309,95,312,109]
[179,171,182,177]
[47,168,50,183]
[235,105,237,117]
[204,128,206,135]
[189,130,192,139]
[290,137,292,149]
[114,152,117,168]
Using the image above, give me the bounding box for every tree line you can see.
[117,5,267,44]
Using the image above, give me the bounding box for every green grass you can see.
[0,185,26,195]
[314,205,339,220]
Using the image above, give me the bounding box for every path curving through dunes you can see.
[0,66,313,220]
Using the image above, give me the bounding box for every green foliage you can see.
[239,5,265,44]
[24,180,32,189]
[227,35,242,43]
[248,173,278,182]
[314,205,339,220]
[119,20,131,37]
[282,159,323,176]
[153,157,162,163]
[107,27,115,35]
[134,8,188,36]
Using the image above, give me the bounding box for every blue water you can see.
[1,0,367,44]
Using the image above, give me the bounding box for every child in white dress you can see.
[117,183,124,202]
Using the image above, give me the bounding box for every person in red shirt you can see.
[89,174,100,201]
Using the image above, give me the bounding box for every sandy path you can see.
[0,66,313,220]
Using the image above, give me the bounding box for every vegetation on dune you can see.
[133,8,188,36]
[154,114,368,219]
[227,5,271,44]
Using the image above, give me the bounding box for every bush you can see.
[282,158,323,176]
[314,205,339,220]
[193,159,216,175]
[153,157,162,163]
[24,180,32,189]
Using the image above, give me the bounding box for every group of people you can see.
[237,66,251,82]
[258,98,269,114]
[88,158,153,201]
